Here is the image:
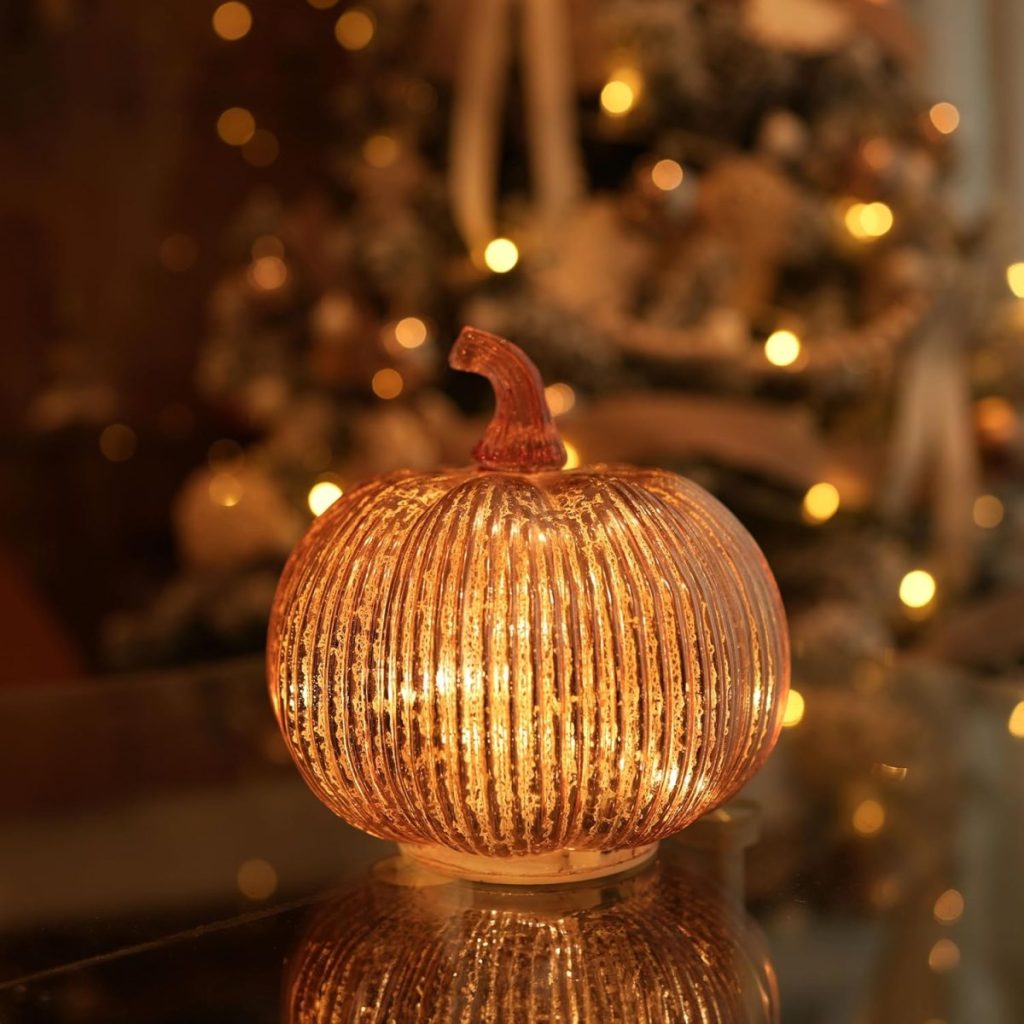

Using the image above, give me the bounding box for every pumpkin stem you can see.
[450,326,567,472]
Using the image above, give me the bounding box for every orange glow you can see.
[208,473,244,508]
[600,68,642,117]
[544,382,576,417]
[802,482,840,524]
[933,888,964,924]
[394,317,428,349]
[929,101,960,135]
[363,134,398,168]
[973,494,1004,529]
[335,8,374,49]
[217,107,256,146]
[268,328,789,881]
[928,939,960,973]
[249,255,288,291]
[852,799,885,836]
[212,2,252,40]
[371,368,403,399]
[975,396,1018,445]
[782,689,805,727]
[236,858,278,900]
[651,159,684,191]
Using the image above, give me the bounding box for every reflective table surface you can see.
[1,657,1021,1022]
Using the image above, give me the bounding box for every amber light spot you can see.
[212,2,252,40]
[249,256,288,291]
[928,939,960,973]
[308,480,343,516]
[781,689,805,728]
[651,159,684,191]
[933,888,965,925]
[928,101,960,135]
[802,482,840,524]
[209,473,244,508]
[844,200,894,240]
[601,68,642,116]
[972,494,1004,529]
[158,233,198,273]
[852,798,885,836]
[363,134,398,168]
[1007,262,1024,299]
[562,439,581,469]
[99,424,136,462]
[371,368,403,399]
[394,317,428,349]
[217,107,256,146]
[335,7,374,49]
[242,129,279,167]
[237,858,278,900]
[1008,701,1024,739]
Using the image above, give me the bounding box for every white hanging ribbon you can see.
[449,0,585,254]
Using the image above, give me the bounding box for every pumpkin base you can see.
[396,841,660,886]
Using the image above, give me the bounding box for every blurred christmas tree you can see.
[112,0,1022,959]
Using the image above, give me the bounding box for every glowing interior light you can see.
[651,159,684,191]
[483,237,519,274]
[764,329,801,367]
[899,569,936,609]
[802,482,840,524]
[308,480,344,517]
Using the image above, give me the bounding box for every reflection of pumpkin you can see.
[286,853,779,1024]
[268,328,788,877]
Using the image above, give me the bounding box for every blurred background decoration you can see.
[2,1,1024,1019]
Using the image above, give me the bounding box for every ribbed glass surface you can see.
[268,460,788,856]
[286,855,779,1023]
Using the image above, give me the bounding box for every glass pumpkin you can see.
[268,327,789,881]
[286,852,779,1023]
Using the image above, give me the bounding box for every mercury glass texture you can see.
[268,328,789,860]
[286,856,779,1023]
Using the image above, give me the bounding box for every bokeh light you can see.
[899,569,936,609]
[544,382,576,417]
[308,480,343,517]
[99,424,136,462]
[651,159,684,191]
[394,317,427,349]
[972,494,1004,529]
[249,255,288,291]
[764,329,801,367]
[363,133,398,168]
[242,129,279,167]
[844,200,894,240]
[1006,262,1024,299]
[600,68,642,116]
[928,939,960,973]
[236,858,278,900]
[208,473,244,508]
[1009,701,1024,739]
[212,2,252,41]
[217,107,256,146]
[371,368,403,399]
[974,396,1018,445]
[802,482,840,524]
[928,101,960,135]
[158,233,198,273]
[782,689,805,728]
[562,440,581,469]
[483,237,519,274]
[335,7,375,49]
[852,798,885,836]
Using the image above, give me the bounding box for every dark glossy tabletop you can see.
[1,658,1021,1023]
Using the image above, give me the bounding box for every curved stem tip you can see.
[450,326,567,472]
